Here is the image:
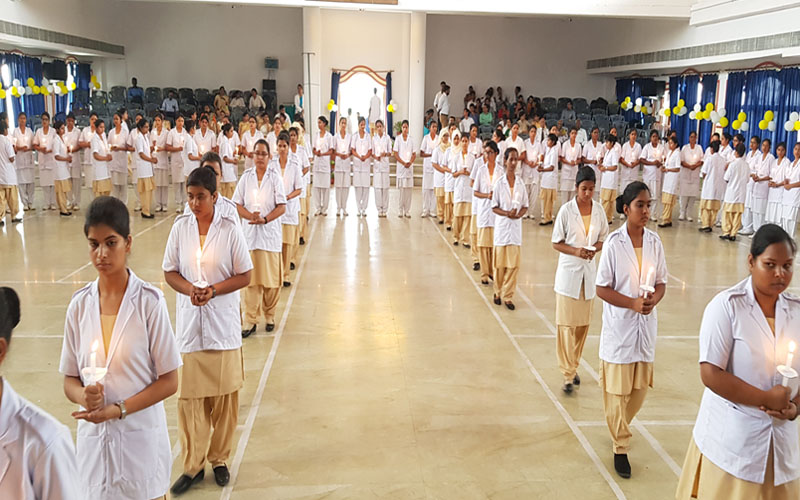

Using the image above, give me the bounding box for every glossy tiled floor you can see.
[0,186,773,499]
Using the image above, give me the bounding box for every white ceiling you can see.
[128,0,695,19]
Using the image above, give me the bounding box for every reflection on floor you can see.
[1,188,764,499]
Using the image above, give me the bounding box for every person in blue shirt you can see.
[127,77,144,106]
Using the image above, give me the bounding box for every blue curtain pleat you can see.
[698,73,718,147]
[670,74,699,146]
[386,72,393,138]
[329,71,340,133]
[774,68,800,155]
[724,71,746,137]
[2,54,24,122]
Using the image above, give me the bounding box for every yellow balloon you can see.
[758,120,767,130]
[32,86,40,95]
[705,103,714,111]
[732,120,741,129]
[625,96,631,103]
[765,110,774,121]
[795,121,800,131]
[702,110,711,120]
[327,101,333,111]
[10,87,18,97]
[26,77,35,87]
[738,111,746,122]
[719,117,729,127]
[664,108,671,117]
[91,74,98,82]
[93,82,100,90]
[69,82,76,91]
[42,87,50,96]
[0,89,5,99]
[677,99,685,107]
[642,107,649,115]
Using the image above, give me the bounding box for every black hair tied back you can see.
[0,287,21,342]
[750,224,797,259]
[615,181,650,215]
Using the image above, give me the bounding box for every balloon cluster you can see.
[758,110,777,132]
[620,97,653,114]
[91,74,101,90]
[783,112,800,132]
[386,99,397,113]
[688,103,728,126]
[731,111,750,132]
[670,99,688,117]
[326,99,339,113]
[2,76,78,99]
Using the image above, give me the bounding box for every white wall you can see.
[318,8,411,127]
[424,14,619,111]
[104,3,303,105]
[1,0,121,49]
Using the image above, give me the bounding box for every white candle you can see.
[645,266,656,288]
[89,339,98,385]
[587,223,595,246]
[787,341,796,368]
[196,247,203,283]
[252,188,260,212]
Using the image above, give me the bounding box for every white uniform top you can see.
[193,128,217,155]
[79,127,96,165]
[106,127,128,174]
[162,211,253,353]
[473,160,504,229]
[133,133,153,178]
[783,159,800,208]
[639,142,665,184]
[166,127,186,170]
[265,131,278,155]
[12,127,34,169]
[182,134,200,178]
[232,166,286,252]
[33,127,57,171]
[372,133,392,173]
[467,137,483,161]
[492,173,529,246]
[600,146,620,191]
[724,157,750,205]
[311,131,332,174]
[662,148,682,195]
[59,271,182,499]
[350,131,373,173]
[432,147,448,188]
[53,135,71,181]
[277,157,303,225]
[333,132,351,173]
[620,141,642,186]
[182,194,240,224]
[693,277,800,486]
[552,198,610,300]
[770,157,790,205]
[583,139,604,167]
[540,144,559,190]
[90,132,111,181]
[0,379,80,500]
[700,152,726,201]
[241,130,264,170]
[596,226,668,364]
[680,143,703,196]
[63,126,81,172]
[505,136,524,158]
[0,135,17,186]
[753,153,775,200]
[219,137,238,183]
[445,147,458,192]
[453,150,474,204]
[720,144,734,163]
[421,133,439,185]
[522,138,541,185]
[149,127,169,170]
[560,139,583,191]
[393,134,416,180]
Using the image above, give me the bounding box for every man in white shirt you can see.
[368,88,381,136]
[293,84,304,120]
[432,81,446,116]
[438,85,451,131]
[574,119,588,145]
[161,91,179,124]
[459,109,474,135]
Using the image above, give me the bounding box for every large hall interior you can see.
[2,0,800,499]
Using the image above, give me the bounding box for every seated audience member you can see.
[127,77,144,105]
[561,101,576,121]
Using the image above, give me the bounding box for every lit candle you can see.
[196,247,203,283]
[200,145,205,154]
[645,266,656,288]
[89,339,98,385]
[788,341,796,368]
[252,188,260,212]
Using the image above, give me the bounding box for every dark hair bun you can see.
[0,287,20,341]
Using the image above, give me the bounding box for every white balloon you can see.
[42,78,49,87]
[12,79,19,88]
[768,120,776,132]
[17,86,25,96]
[741,121,749,132]
[786,121,795,132]
[680,106,688,116]
[47,85,54,93]
[53,86,61,95]
[331,104,338,112]
[689,111,697,120]
[634,105,641,112]
[710,111,719,122]
[791,112,800,123]
[25,86,32,95]
[719,108,726,118]
[390,99,396,106]
[635,97,642,106]
[693,103,702,113]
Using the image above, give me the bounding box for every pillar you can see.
[303,7,322,128]
[408,12,426,142]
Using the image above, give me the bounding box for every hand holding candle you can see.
[80,339,107,387]
[194,247,207,288]
[641,266,656,298]
[778,341,799,399]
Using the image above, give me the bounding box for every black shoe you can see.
[505,302,515,310]
[0,220,4,227]
[11,218,21,223]
[142,213,155,219]
[453,241,459,246]
[729,236,736,241]
[705,227,713,233]
[171,470,205,495]
[242,324,256,338]
[266,323,275,332]
[446,226,452,231]
[657,222,672,228]
[481,280,489,285]
[562,382,573,394]
[473,262,480,271]
[213,465,230,486]
[538,221,553,226]
[283,281,291,287]
[719,234,730,240]
[493,295,501,305]
[463,243,470,249]
[60,211,71,216]
[698,227,709,232]
[299,237,305,245]
[290,262,295,271]
[573,374,581,386]
[438,220,444,225]
[614,453,631,479]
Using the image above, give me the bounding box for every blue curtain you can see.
[670,74,700,147]
[774,68,800,154]
[616,77,654,124]
[724,71,746,136]
[697,73,718,147]
[329,71,340,133]
[1,54,24,123]
[386,72,393,138]
[743,69,782,148]
[20,56,45,118]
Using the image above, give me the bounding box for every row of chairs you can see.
[105,86,233,109]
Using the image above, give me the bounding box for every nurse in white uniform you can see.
[752,138,775,232]
[452,135,474,245]
[372,120,392,217]
[432,131,451,224]
[163,167,252,495]
[474,140,503,285]
[34,112,58,210]
[393,120,416,218]
[523,129,542,220]
[782,143,800,238]
[420,121,438,218]
[89,120,112,198]
[61,196,182,499]
[596,181,667,479]
[350,117,373,217]
[560,127,583,206]
[697,140,727,232]
[106,113,129,204]
[676,224,800,499]
[552,167,609,394]
[276,131,304,286]
[64,114,82,211]
[312,116,333,216]
[166,116,188,212]
[658,136,682,228]
[149,114,170,212]
[242,116,265,173]
[444,132,460,230]
[679,131,704,222]
[740,136,763,236]
[618,129,641,202]
[333,117,351,217]
[768,143,790,224]
[12,112,35,211]
[638,130,665,221]
[0,286,80,500]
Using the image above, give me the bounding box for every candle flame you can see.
[91,339,99,353]
[791,341,796,354]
